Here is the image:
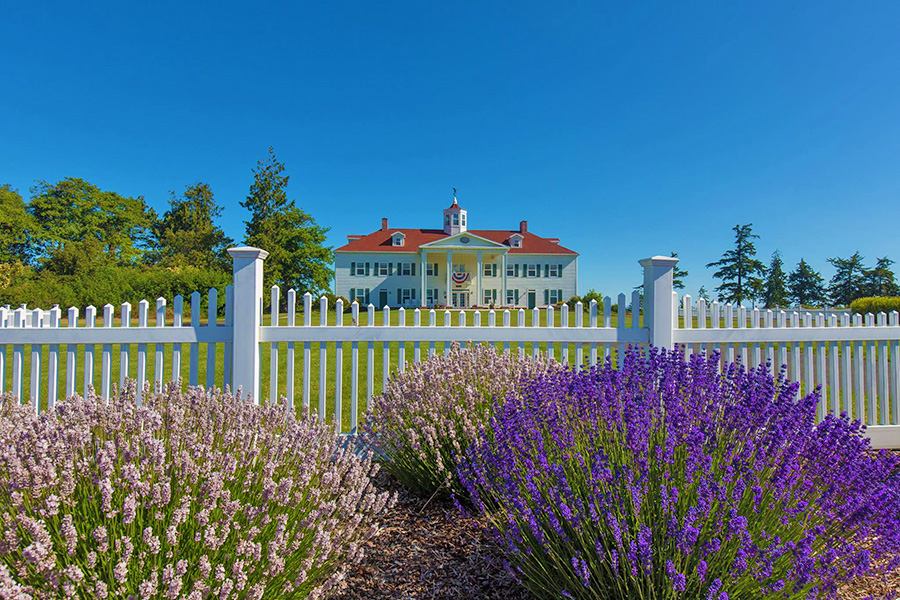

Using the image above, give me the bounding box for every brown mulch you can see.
[334,471,527,600]
[336,471,899,599]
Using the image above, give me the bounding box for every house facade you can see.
[333,198,578,309]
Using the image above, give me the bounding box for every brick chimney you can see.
[382,218,389,231]
[519,220,527,234]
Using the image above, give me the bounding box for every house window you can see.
[400,263,412,276]
[549,289,561,305]
[426,263,438,277]
[506,289,517,305]
[426,288,439,305]
[483,263,497,277]
[526,264,537,278]
[549,264,559,278]
[483,289,497,305]
[393,236,404,247]
[452,214,459,226]
[353,288,368,303]
[510,235,522,248]
[353,262,367,276]
[445,214,450,226]
[378,262,389,276]
[397,289,416,304]
[461,214,466,226]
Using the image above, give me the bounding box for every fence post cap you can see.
[227,246,269,260]
[638,255,679,267]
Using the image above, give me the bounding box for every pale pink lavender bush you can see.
[363,343,557,498]
[0,382,394,600]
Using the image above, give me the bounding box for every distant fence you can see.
[1,249,898,448]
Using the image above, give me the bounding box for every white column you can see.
[476,251,483,307]
[501,253,508,307]
[446,251,452,306]
[228,246,269,404]
[640,255,679,349]
[420,252,426,307]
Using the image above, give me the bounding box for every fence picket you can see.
[270,286,280,404]
[383,306,391,388]
[547,305,555,361]
[84,306,96,397]
[286,289,296,410]
[878,312,888,424]
[724,304,734,366]
[319,296,328,421]
[560,304,569,365]
[205,289,216,390]
[865,313,876,425]
[574,302,583,369]
[414,308,421,363]
[11,307,25,402]
[30,309,43,411]
[66,307,78,398]
[335,299,344,432]
[890,311,900,425]
[603,296,612,362]
[764,310,774,369]
[518,308,525,359]
[444,309,451,356]
[503,309,511,356]
[0,308,5,395]
[790,312,801,385]
[189,292,200,386]
[683,295,693,359]
[47,307,60,409]
[776,311,787,369]
[172,297,182,385]
[841,313,852,418]
[136,301,148,405]
[367,304,375,405]
[155,298,166,393]
[854,314,864,422]
[224,285,234,390]
[101,304,113,401]
[829,314,839,415]
[398,307,406,372]
[697,297,707,358]
[617,293,627,367]
[589,299,597,366]
[303,293,312,414]
[532,308,540,361]
[351,301,359,434]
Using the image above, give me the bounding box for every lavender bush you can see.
[0,383,393,600]
[363,343,556,499]
[459,347,900,599]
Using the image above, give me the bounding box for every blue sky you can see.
[2,2,899,300]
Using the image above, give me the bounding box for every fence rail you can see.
[1,248,898,449]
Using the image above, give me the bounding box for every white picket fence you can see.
[1,249,898,448]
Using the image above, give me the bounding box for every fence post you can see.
[639,255,679,349]
[228,246,269,404]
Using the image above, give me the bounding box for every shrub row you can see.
[849,296,900,316]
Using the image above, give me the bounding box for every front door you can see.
[527,290,536,309]
[379,290,388,308]
[451,291,469,308]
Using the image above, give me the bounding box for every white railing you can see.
[1,249,899,448]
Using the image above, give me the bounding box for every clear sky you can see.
[2,2,899,300]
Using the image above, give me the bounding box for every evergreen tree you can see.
[827,252,868,306]
[760,251,789,308]
[706,224,765,304]
[864,257,899,297]
[152,182,233,270]
[697,286,710,302]
[241,147,333,294]
[671,251,688,290]
[787,259,827,307]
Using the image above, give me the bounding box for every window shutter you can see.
[373,262,378,275]
[544,289,549,305]
[433,263,438,276]
[558,289,563,303]
[350,288,356,300]
[515,264,520,277]
[522,264,527,278]
[388,263,394,276]
[397,288,401,302]
[397,262,402,274]
[350,262,356,276]
[412,288,417,300]
[544,265,549,278]
[365,262,370,276]
[412,263,416,276]
[558,264,563,278]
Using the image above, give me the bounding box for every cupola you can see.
[443,192,467,235]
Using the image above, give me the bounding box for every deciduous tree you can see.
[0,184,36,264]
[241,148,333,294]
[706,224,765,304]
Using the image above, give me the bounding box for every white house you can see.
[334,197,578,308]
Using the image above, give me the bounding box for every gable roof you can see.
[336,228,577,255]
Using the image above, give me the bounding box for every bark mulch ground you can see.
[337,471,899,599]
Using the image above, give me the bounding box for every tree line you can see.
[702,224,897,308]
[0,148,333,311]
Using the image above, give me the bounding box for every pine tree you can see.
[670,251,688,290]
[697,286,710,302]
[787,259,827,307]
[241,147,334,295]
[760,251,789,308]
[706,224,765,304]
[152,182,233,270]
[864,257,899,297]
[827,252,868,306]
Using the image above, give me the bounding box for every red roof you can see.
[336,229,577,255]
[446,200,462,210]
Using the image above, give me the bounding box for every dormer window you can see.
[391,232,406,247]
[509,233,523,248]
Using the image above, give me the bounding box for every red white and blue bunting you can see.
[451,271,470,284]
